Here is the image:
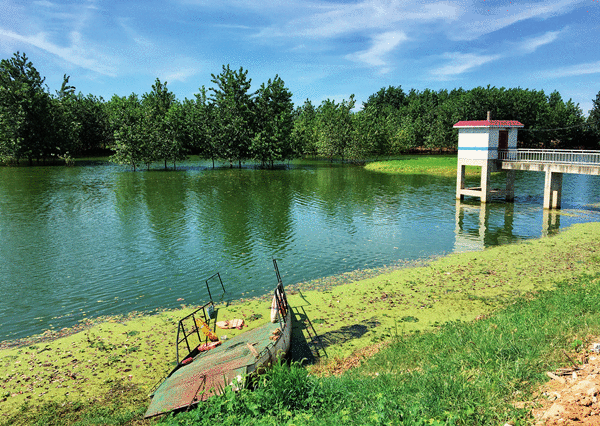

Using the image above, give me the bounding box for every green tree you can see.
[209,65,255,167]
[164,100,191,170]
[588,91,600,145]
[142,78,177,169]
[48,75,80,164]
[387,114,417,156]
[108,94,145,171]
[291,99,318,158]
[73,93,112,155]
[316,96,355,161]
[362,85,406,113]
[349,105,386,162]
[188,87,219,168]
[251,75,295,167]
[0,52,54,164]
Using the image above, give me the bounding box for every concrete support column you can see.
[543,171,563,209]
[456,162,466,200]
[480,161,491,203]
[505,170,515,202]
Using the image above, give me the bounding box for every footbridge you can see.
[499,149,600,209]
[454,118,600,209]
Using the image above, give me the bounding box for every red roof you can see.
[453,120,524,128]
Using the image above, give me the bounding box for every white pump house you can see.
[454,115,523,203]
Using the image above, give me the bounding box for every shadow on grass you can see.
[288,305,329,365]
[317,320,381,350]
[287,290,329,365]
[288,290,381,364]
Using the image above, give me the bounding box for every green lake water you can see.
[1,158,599,341]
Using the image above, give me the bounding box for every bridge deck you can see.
[500,161,600,176]
[499,149,600,170]
[458,149,600,209]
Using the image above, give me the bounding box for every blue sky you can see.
[1,0,599,115]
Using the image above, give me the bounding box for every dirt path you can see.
[529,340,600,425]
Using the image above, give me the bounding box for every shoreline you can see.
[0,257,436,351]
[3,221,600,422]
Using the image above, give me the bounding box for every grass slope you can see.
[164,273,600,425]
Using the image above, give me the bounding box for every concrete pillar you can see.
[543,171,563,209]
[505,170,515,202]
[456,162,465,200]
[480,161,491,203]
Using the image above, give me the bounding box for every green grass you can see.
[365,155,481,177]
[0,380,146,426]
[160,273,600,426]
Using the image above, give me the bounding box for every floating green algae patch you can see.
[285,220,600,359]
[1,221,600,423]
[0,302,273,423]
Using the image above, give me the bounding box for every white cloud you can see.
[255,0,460,40]
[156,56,206,83]
[161,68,198,83]
[346,31,407,68]
[431,52,502,80]
[0,28,117,76]
[451,0,583,41]
[33,0,56,7]
[517,30,561,53]
[540,61,600,78]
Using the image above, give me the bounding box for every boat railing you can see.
[271,259,288,324]
[255,281,290,361]
[274,282,288,325]
[175,302,215,365]
[204,272,226,303]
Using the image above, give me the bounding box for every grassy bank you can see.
[2,222,600,425]
[163,273,600,425]
[365,156,480,177]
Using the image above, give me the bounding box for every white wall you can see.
[458,128,493,160]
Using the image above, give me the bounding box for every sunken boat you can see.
[144,261,292,418]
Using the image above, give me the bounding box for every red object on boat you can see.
[198,341,222,352]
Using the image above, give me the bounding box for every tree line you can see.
[1,52,599,168]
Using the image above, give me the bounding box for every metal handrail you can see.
[498,149,600,166]
[175,302,214,365]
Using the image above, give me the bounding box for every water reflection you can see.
[454,200,562,252]
[542,210,561,237]
[1,161,599,341]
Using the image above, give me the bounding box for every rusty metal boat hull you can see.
[144,305,292,418]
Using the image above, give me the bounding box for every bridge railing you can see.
[498,149,600,166]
